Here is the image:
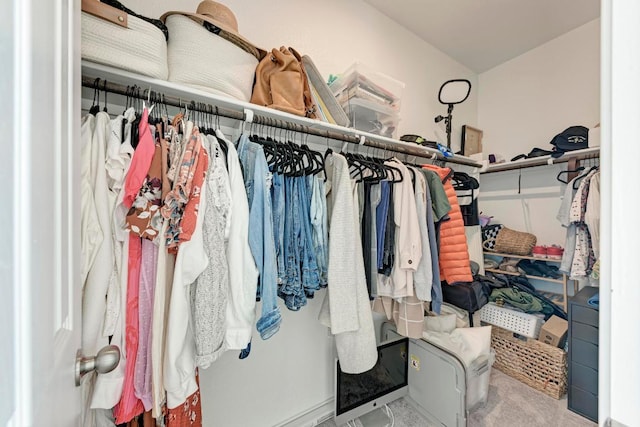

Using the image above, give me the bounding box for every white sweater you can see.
[319,153,377,374]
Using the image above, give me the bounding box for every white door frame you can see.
[599,0,640,426]
[1,0,19,422]
[3,0,640,425]
[5,0,82,425]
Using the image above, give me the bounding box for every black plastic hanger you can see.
[130,86,142,149]
[407,165,416,186]
[101,80,109,113]
[556,166,585,184]
[297,133,324,176]
[452,171,480,190]
[118,85,128,144]
[572,165,599,189]
[382,159,403,183]
[345,152,363,181]
[354,153,385,183]
[89,78,101,115]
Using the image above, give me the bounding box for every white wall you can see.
[479,166,566,249]
[477,19,600,267]
[137,0,478,154]
[130,1,478,425]
[478,19,600,162]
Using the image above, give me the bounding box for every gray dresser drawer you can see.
[570,362,598,394]
[569,385,598,422]
[568,286,599,423]
[572,322,598,345]
[571,304,598,327]
[571,338,598,370]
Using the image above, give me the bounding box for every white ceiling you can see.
[363,0,600,73]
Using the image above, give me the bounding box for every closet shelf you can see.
[480,147,600,174]
[483,251,577,312]
[81,61,483,168]
[484,268,564,284]
[483,251,560,262]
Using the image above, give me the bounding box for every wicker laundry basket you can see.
[491,326,567,399]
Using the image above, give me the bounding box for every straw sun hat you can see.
[160,1,265,61]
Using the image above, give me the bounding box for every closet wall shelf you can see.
[483,251,577,312]
[484,268,564,284]
[481,147,600,174]
[483,251,559,262]
[81,61,482,168]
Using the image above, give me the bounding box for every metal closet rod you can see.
[81,76,479,167]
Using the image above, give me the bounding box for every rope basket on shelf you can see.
[491,326,567,399]
[482,225,537,256]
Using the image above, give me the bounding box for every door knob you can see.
[75,345,120,386]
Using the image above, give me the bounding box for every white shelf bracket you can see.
[243,108,254,123]
[243,108,254,134]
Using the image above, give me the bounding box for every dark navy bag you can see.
[550,125,589,157]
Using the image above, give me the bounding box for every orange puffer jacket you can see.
[423,164,472,284]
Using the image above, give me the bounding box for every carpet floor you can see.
[319,369,596,427]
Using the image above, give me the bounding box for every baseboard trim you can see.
[274,398,334,427]
[607,418,629,427]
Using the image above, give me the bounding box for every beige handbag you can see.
[483,226,537,256]
[251,46,317,118]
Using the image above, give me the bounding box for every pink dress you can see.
[115,108,156,423]
[123,108,155,209]
[114,234,144,423]
[135,238,158,411]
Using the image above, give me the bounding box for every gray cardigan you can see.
[319,153,378,374]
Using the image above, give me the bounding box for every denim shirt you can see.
[376,180,390,270]
[299,176,321,297]
[237,135,282,342]
[280,176,306,310]
[310,176,328,287]
[271,173,286,284]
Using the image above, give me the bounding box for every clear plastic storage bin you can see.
[341,97,399,138]
[466,349,495,411]
[330,62,405,112]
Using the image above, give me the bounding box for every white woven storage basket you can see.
[480,303,543,338]
[165,15,258,101]
[81,12,169,79]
